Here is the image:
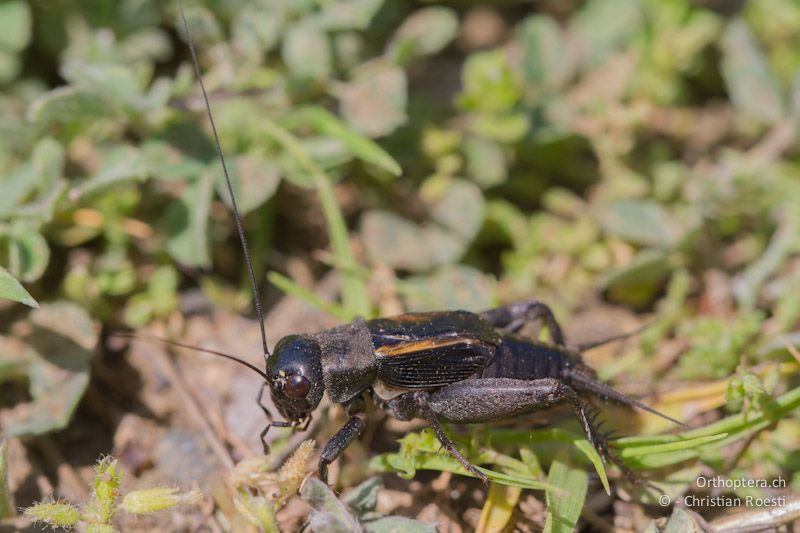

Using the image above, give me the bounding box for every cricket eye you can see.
[284,374,311,398]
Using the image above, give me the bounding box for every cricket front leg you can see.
[256,382,290,453]
[480,299,566,346]
[318,397,366,483]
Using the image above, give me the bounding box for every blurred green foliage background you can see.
[1,0,800,528]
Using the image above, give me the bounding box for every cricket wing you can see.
[367,310,502,347]
[375,336,496,390]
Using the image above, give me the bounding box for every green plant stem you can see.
[260,118,371,320]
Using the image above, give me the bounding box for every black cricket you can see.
[163,4,685,486]
[265,303,684,484]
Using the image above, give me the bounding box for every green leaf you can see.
[0,267,37,305]
[177,5,223,46]
[28,87,114,128]
[458,50,520,113]
[339,60,407,138]
[62,61,144,110]
[372,429,554,491]
[31,137,64,190]
[7,228,50,283]
[731,209,799,309]
[301,136,353,170]
[1,302,97,437]
[677,312,763,380]
[386,7,458,65]
[302,477,436,533]
[342,477,381,515]
[282,21,331,81]
[0,162,36,218]
[364,516,437,533]
[463,136,507,188]
[571,0,643,70]
[603,199,683,248]
[376,450,553,490]
[361,211,430,271]
[544,456,588,533]
[300,478,360,532]
[71,145,147,199]
[598,249,673,308]
[0,48,20,83]
[296,106,401,176]
[398,265,495,312]
[720,18,784,124]
[317,0,385,31]
[214,154,281,215]
[361,179,485,272]
[24,502,81,529]
[470,112,530,143]
[165,173,214,267]
[430,178,485,241]
[232,4,284,57]
[142,127,210,183]
[485,199,529,250]
[520,15,573,91]
[0,1,32,52]
[146,265,179,315]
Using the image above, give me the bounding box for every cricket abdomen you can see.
[478,334,585,381]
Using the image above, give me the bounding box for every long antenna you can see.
[178,2,270,361]
[113,333,269,380]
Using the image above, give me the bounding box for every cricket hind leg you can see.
[425,378,643,485]
[412,392,489,485]
[379,391,489,484]
[480,299,566,346]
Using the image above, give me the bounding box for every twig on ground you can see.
[147,340,235,471]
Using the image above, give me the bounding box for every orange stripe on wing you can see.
[375,336,481,357]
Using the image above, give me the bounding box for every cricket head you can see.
[267,334,324,423]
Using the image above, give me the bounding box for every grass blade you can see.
[618,433,728,458]
[544,455,588,533]
[477,483,521,533]
[296,106,402,177]
[267,272,351,322]
[260,118,372,319]
[0,440,12,518]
